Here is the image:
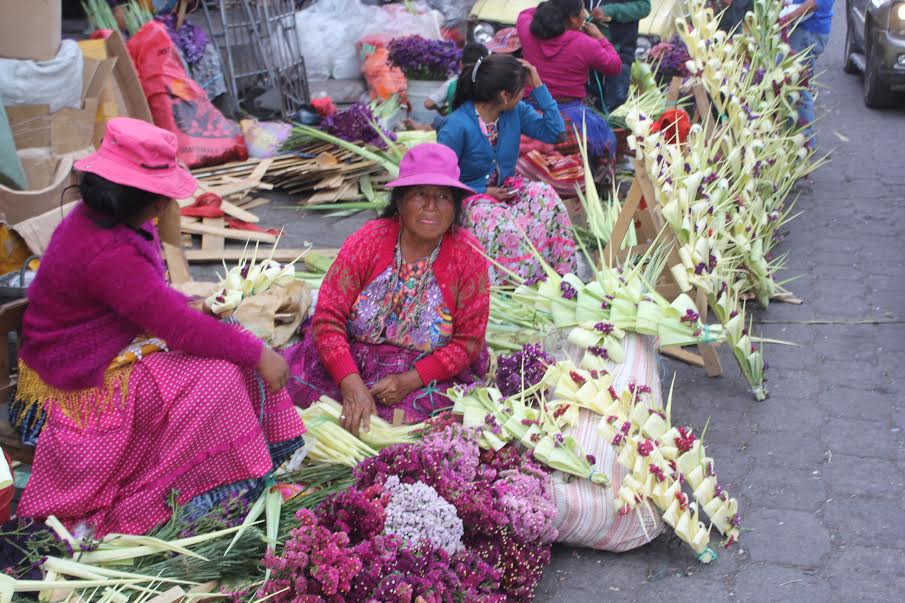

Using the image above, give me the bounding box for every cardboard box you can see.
[5,70,108,155]
[0,51,113,225]
[0,150,85,225]
[0,0,62,62]
[0,29,152,227]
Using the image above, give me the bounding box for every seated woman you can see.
[283,144,490,435]
[438,53,577,285]
[13,118,305,537]
[517,0,622,162]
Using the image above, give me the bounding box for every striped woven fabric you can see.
[545,332,666,551]
[516,150,585,197]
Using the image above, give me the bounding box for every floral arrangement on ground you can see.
[255,423,557,602]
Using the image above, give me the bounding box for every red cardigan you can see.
[313,218,490,386]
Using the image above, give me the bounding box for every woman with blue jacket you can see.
[438,53,577,285]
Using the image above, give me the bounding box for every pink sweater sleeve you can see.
[86,246,264,368]
[587,36,622,77]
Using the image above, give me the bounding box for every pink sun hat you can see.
[385,143,474,194]
[74,117,197,199]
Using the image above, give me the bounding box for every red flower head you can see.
[311,96,338,118]
[649,109,692,145]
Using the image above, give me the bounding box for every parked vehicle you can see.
[843,0,905,107]
[467,0,680,61]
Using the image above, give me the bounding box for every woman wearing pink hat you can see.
[12,118,305,536]
[282,144,490,435]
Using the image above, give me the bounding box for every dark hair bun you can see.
[80,172,163,227]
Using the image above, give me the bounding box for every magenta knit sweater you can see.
[20,203,263,391]
[516,8,622,100]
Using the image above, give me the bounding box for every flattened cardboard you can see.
[0,150,87,226]
[10,201,78,256]
[75,32,152,145]
[0,29,151,227]
[104,31,153,124]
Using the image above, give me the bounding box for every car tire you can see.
[843,19,860,74]
[863,31,896,108]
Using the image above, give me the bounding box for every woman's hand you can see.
[518,59,544,88]
[370,371,423,406]
[581,21,605,40]
[590,8,612,23]
[486,186,517,202]
[257,347,290,393]
[188,297,215,316]
[339,373,377,436]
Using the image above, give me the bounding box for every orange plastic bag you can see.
[359,37,407,101]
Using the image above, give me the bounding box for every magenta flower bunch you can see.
[351,535,502,602]
[257,509,362,602]
[315,483,389,544]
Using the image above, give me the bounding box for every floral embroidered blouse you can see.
[349,257,454,353]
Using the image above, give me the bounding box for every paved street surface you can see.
[536,4,905,601]
[193,3,905,600]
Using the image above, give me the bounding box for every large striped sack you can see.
[545,332,666,551]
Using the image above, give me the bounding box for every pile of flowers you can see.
[388,35,462,81]
[495,343,554,398]
[321,102,395,149]
[256,424,558,601]
[648,36,691,81]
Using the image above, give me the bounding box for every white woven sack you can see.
[544,331,665,551]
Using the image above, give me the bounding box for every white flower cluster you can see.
[382,476,464,554]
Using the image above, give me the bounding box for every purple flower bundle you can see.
[495,343,555,398]
[320,103,394,148]
[356,428,556,599]
[649,35,692,81]
[159,15,209,64]
[493,466,558,544]
[387,35,462,81]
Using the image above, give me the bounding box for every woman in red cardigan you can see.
[283,144,490,434]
